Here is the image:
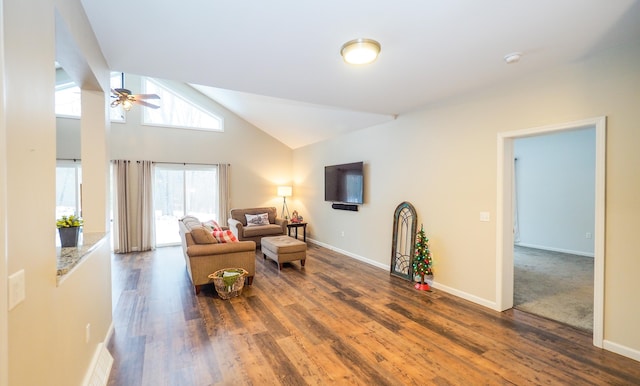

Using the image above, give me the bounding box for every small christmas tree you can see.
[413,224,433,290]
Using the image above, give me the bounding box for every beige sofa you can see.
[228,207,288,246]
[179,215,256,294]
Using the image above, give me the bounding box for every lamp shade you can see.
[340,38,381,65]
[277,186,292,197]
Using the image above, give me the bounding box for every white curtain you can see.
[218,163,230,226]
[112,160,133,253]
[137,160,155,251]
[513,157,520,243]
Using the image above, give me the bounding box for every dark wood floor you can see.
[108,244,640,385]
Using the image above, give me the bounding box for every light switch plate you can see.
[8,269,25,310]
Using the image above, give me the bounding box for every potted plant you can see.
[56,215,83,247]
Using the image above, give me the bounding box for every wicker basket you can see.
[208,268,248,299]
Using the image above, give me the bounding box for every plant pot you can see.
[59,226,80,247]
[414,282,430,291]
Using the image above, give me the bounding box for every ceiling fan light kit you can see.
[110,73,161,111]
[341,38,381,65]
[122,99,133,111]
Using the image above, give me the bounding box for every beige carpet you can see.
[514,245,593,331]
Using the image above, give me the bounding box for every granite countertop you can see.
[57,231,107,278]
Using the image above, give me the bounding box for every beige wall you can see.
[293,41,640,356]
[58,74,294,246]
[3,0,113,384]
[1,1,8,384]
[109,76,294,211]
[7,3,638,380]
[4,1,57,383]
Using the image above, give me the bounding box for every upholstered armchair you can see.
[228,207,288,246]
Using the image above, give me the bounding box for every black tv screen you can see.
[324,162,364,204]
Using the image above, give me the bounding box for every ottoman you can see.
[261,235,307,270]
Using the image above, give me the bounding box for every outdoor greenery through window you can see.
[143,78,223,131]
[154,164,219,246]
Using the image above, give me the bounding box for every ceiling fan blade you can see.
[114,88,131,96]
[132,93,160,100]
[135,100,160,109]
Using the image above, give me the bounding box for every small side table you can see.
[287,222,307,242]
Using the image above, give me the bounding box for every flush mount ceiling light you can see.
[340,38,381,65]
[504,52,523,64]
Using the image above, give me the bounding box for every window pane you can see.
[186,169,218,221]
[153,165,219,246]
[55,74,126,121]
[110,73,125,122]
[55,84,81,117]
[143,78,223,131]
[154,168,185,246]
[56,164,81,219]
[56,162,82,247]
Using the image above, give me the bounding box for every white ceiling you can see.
[81,0,640,148]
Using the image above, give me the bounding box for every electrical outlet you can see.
[479,212,490,222]
[586,232,592,239]
[8,269,26,310]
[341,231,345,237]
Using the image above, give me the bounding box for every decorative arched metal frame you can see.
[390,201,418,281]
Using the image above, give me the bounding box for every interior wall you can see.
[0,1,9,384]
[293,40,640,357]
[57,74,293,245]
[514,127,596,256]
[4,2,57,384]
[4,1,113,384]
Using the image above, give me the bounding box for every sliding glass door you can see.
[56,160,82,219]
[154,164,219,246]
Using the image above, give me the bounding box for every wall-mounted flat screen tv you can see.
[324,161,364,204]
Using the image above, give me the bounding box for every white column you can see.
[81,89,111,233]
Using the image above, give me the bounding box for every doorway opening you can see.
[512,128,596,331]
[496,116,606,347]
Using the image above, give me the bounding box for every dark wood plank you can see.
[108,245,640,386]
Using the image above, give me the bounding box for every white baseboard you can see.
[515,242,594,258]
[603,340,640,362]
[307,238,389,270]
[309,239,639,363]
[308,238,497,310]
[430,281,499,311]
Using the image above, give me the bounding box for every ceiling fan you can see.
[110,73,160,111]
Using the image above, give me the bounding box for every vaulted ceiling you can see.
[81,0,640,148]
